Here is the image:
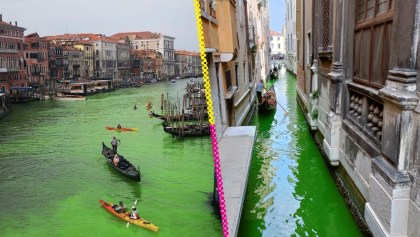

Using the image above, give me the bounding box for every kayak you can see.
[99,200,158,232]
[105,126,138,132]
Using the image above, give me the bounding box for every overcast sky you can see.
[1,0,199,51]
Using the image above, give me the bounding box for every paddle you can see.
[277,100,289,115]
[126,199,138,228]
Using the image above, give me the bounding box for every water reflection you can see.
[238,70,362,237]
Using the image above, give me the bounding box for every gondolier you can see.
[111,136,121,153]
[256,79,267,105]
[101,142,141,182]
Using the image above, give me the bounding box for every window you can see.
[225,70,232,91]
[306,33,311,65]
[243,62,246,83]
[353,0,394,88]
[235,64,239,87]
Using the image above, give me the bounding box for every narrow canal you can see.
[0,79,222,237]
[238,69,363,236]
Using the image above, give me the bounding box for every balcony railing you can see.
[347,89,383,142]
[0,48,19,54]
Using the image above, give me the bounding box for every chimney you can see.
[9,22,12,25]
[15,21,17,26]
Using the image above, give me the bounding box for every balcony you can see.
[0,48,19,54]
[0,68,19,73]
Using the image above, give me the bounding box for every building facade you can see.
[201,0,260,139]
[160,35,175,80]
[174,50,201,78]
[285,0,297,74]
[63,46,84,80]
[296,1,420,236]
[270,30,285,60]
[48,44,64,82]
[25,33,50,87]
[73,42,95,79]
[0,15,26,92]
[112,32,175,80]
[93,39,118,80]
[116,43,131,80]
[131,49,163,81]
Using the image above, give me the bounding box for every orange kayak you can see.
[105,126,138,132]
[99,200,158,232]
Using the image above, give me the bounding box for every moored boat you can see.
[99,200,158,232]
[162,121,210,138]
[101,142,141,181]
[54,94,86,101]
[105,126,138,132]
[149,111,208,121]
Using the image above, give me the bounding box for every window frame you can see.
[353,0,394,89]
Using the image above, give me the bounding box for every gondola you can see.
[162,121,210,138]
[149,111,208,121]
[101,142,141,182]
[148,111,166,120]
[258,86,277,112]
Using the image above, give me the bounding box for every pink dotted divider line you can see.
[193,0,229,236]
[210,124,229,236]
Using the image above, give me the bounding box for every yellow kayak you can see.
[105,126,139,132]
[99,200,158,232]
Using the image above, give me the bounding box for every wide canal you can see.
[238,69,363,236]
[0,79,221,237]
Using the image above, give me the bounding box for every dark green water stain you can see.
[238,69,362,237]
[0,79,221,237]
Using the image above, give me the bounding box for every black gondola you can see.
[101,142,141,182]
[149,110,208,121]
[258,86,277,112]
[162,121,210,138]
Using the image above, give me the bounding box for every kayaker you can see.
[113,154,120,167]
[117,124,122,129]
[113,201,126,214]
[111,136,121,153]
[129,206,140,220]
[134,104,137,110]
[146,101,152,111]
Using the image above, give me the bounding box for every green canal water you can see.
[0,79,222,237]
[238,69,363,237]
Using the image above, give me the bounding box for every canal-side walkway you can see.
[219,126,256,237]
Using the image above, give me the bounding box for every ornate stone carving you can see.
[322,0,331,48]
[349,90,383,142]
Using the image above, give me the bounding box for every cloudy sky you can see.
[1,0,199,51]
